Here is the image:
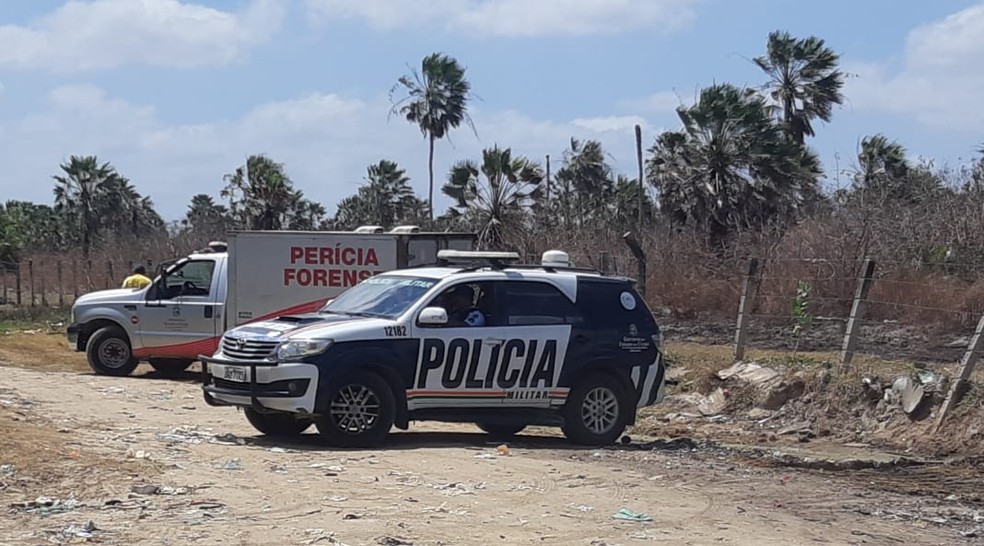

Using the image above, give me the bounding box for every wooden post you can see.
[105,260,114,290]
[840,258,876,367]
[733,258,760,362]
[545,154,551,202]
[86,259,93,291]
[28,260,35,307]
[40,262,47,307]
[15,264,22,306]
[57,261,64,308]
[72,259,79,299]
[935,313,984,432]
[635,124,644,228]
[622,232,647,299]
[599,251,611,275]
[1,268,6,304]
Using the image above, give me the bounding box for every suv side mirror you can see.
[418,307,448,326]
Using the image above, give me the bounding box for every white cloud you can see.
[305,0,699,37]
[617,91,685,115]
[845,2,984,131]
[1,85,660,220]
[0,0,286,71]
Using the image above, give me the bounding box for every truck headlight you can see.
[277,340,332,361]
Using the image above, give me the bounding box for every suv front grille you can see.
[221,336,278,360]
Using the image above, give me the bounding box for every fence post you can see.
[599,251,610,274]
[733,258,761,362]
[840,258,876,367]
[935,313,984,432]
[15,264,22,306]
[622,232,647,299]
[40,261,47,307]
[1,267,7,304]
[57,261,64,308]
[86,260,93,291]
[28,260,35,307]
[72,259,79,299]
[105,261,113,290]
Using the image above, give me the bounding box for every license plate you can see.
[223,366,248,383]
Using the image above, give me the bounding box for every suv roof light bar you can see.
[436,249,521,270]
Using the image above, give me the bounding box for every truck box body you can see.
[225,231,476,331]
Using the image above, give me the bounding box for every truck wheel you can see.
[476,423,526,439]
[86,326,139,377]
[148,359,193,377]
[561,372,630,446]
[315,370,395,448]
[244,408,313,437]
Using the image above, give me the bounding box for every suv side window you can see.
[422,281,497,327]
[576,280,656,333]
[500,281,584,326]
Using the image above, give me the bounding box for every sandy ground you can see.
[1,362,981,546]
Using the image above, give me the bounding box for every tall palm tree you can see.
[52,155,123,259]
[391,52,476,222]
[443,145,542,249]
[184,194,231,236]
[647,84,820,247]
[754,30,845,144]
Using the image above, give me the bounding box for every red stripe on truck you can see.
[132,298,330,359]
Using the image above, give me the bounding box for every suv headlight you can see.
[277,340,333,361]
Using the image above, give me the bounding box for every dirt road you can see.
[0,365,978,546]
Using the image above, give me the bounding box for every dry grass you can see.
[0,332,89,374]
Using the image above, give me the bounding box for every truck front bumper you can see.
[66,323,79,351]
[199,354,318,414]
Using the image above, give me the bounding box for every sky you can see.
[1,0,983,221]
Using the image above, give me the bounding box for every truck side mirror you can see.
[418,307,448,326]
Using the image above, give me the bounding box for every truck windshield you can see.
[319,275,439,319]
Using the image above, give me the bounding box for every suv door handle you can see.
[204,305,213,319]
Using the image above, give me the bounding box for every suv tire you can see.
[86,326,139,377]
[244,408,313,436]
[315,370,395,448]
[561,372,630,446]
[148,358,193,377]
[476,423,527,438]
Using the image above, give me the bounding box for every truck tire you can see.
[244,408,313,437]
[86,326,139,377]
[315,370,395,448]
[561,372,631,446]
[476,423,527,439]
[148,358,193,377]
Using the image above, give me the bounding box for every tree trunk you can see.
[428,135,435,223]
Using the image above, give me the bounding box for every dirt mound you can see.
[635,349,984,460]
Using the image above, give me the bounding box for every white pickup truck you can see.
[67,227,476,376]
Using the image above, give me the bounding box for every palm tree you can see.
[184,194,232,237]
[754,30,845,144]
[647,84,820,247]
[52,155,123,259]
[332,160,427,229]
[222,155,299,230]
[443,145,543,249]
[391,52,476,222]
[854,134,942,203]
[554,138,612,227]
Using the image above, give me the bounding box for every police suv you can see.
[200,250,666,447]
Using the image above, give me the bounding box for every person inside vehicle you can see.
[121,264,152,289]
[442,284,485,327]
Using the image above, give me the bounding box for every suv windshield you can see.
[320,275,439,319]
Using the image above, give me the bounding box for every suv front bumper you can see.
[199,354,318,414]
